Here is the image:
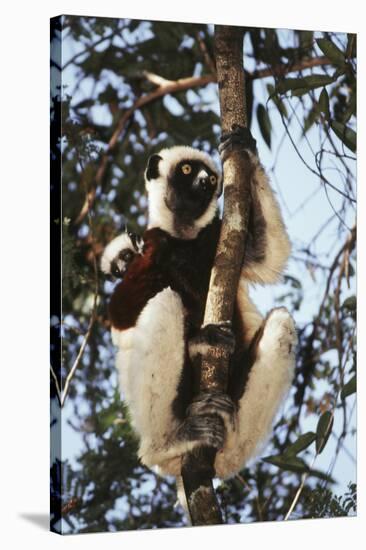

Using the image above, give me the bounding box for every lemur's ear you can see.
[145,154,162,181]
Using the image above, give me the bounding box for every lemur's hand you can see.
[176,410,226,450]
[188,391,236,431]
[176,391,236,450]
[100,231,144,279]
[188,321,236,360]
[219,124,257,162]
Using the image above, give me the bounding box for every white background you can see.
[0,1,364,548]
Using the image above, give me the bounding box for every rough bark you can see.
[181,25,254,525]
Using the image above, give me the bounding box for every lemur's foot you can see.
[100,231,144,279]
[176,411,226,450]
[219,124,257,162]
[187,391,236,431]
[261,307,297,357]
[189,321,235,359]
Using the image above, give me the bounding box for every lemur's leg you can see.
[114,288,235,476]
[214,307,297,478]
[219,125,291,284]
[100,231,144,278]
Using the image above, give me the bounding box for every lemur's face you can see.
[100,232,144,278]
[165,159,219,223]
[145,146,222,238]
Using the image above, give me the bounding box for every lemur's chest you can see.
[143,221,220,328]
[165,238,217,329]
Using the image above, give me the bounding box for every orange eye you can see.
[182,164,192,175]
[210,175,217,184]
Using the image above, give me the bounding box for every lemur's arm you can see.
[219,125,291,285]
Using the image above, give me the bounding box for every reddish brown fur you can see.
[109,229,168,330]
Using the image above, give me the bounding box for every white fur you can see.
[100,233,138,274]
[114,287,197,471]
[146,146,222,239]
[214,307,297,478]
[242,153,291,284]
[236,280,263,344]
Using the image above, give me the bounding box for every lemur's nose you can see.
[198,177,209,190]
[195,169,210,192]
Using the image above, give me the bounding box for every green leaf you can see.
[262,454,309,473]
[308,469,336,484]
[303,105,319,134]
[276,78,305,93]
[257,103,272,149]
[330,121,356,152]
[291,87,311,98]
[316,38,346,67]
[341,375,356,400]
[316,411,334,454]
[285,432,316,456]
[319,88,330,119]
[267,83,288,118]
[342,295,356,312]
[277,75,334,95]
[302,75,335,89]
[343,92,356,123]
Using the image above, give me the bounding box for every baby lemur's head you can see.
[145,146,222,239]
[100,232,143,279]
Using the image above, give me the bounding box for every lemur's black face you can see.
[165,160,219,221]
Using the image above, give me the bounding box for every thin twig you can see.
[61,307,97,407]
[196,31,217,75]
[251,56,332,80]
[50,363,62,405]
[236,474,263,521]
[61,157,99,408]
[284,454,317,521]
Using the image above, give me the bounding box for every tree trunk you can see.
[181,25,254,525]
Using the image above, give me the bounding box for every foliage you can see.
[301,482,356,519]
[50,16,357,533]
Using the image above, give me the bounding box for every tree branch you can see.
[251,55,331,79]
[181,25,254,526]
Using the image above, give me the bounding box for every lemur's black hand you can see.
[189,321,236,360]
[176,412,226,450]
[219,124,257,162]
[128,231,144,254]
